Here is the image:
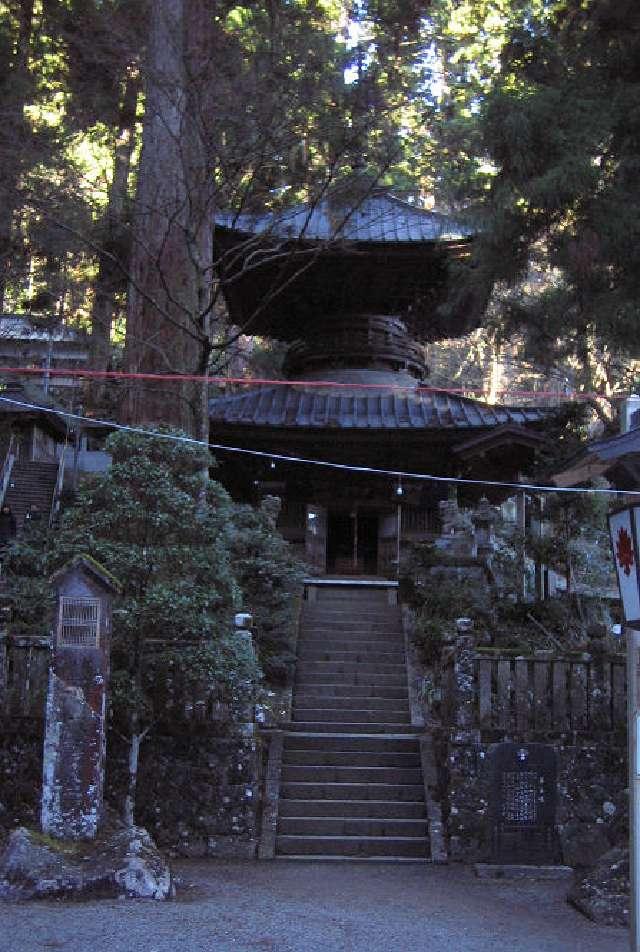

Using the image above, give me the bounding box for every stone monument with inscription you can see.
[41,556,121,840]
[487,742,560,865]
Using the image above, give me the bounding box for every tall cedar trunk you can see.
[0,0,34,309]
[123,725,141,828]
[90,71,139,387]
[123,0,214,437]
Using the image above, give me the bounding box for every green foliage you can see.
[226,495,306,684]
[3,429,304,728]
[468,0,640,391]
[400,540,482,666]
[526,487,612,594]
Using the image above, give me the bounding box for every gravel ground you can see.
[0,859,628,952]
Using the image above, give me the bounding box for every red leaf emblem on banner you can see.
[616,526,635,576]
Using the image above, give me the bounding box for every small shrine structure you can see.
[41,556,121,840]
[211,189,550,577]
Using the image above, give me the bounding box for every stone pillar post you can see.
[233,612,256,725]
[454,618,476,730]
[41,556,120,840]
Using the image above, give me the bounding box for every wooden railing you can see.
[49,450,66,528]
[0,434,16,511]
[0,633,240,724]
[0,633,50,718]
[441,648,627,734]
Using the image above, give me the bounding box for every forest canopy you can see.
[1,0,638,432]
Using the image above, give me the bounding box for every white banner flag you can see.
[609,508,640,624]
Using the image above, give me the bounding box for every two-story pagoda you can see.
[210,190,548,576]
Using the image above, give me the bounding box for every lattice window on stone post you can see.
[57,596,101,648]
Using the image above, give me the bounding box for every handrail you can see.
[49,450,66,528]
[0,434,16,511]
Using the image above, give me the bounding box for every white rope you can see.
[1,394,636,497]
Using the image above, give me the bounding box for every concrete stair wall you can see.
[275,583,430,861]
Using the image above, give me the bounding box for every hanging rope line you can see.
[0,365,606,400]
[0,394,635,498]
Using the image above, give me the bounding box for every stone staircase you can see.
[4,460,58,531]
[275,583,431,861]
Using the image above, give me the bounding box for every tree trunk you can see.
[0,0,34,309]
[123,0,215,436]
[123,727,142,828]
[90,70,139,390]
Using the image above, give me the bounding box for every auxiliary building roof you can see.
[208,385,549,431]
[553,425,640,487]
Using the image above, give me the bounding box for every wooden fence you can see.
[0,634,50,719]
[442,649,627,733]
[0,634,235,724]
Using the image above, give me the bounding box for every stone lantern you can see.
[41,555,121,840]
[472,496,498,558]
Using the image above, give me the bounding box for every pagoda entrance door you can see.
[325,507,379,576]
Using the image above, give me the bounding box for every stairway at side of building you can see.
[4,460,58,531]
[275,583,430,861]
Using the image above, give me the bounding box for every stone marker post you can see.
[41,556,121,840]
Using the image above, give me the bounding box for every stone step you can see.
[292,707,411,724]
[281,765,423,785]
[298,638,404,651]
[297,649,406,664]
[282,749,421,768]
[299,637,403,648]
[301,622,401,634]
[280,782,424,802]
[308,606,397,616]
[312,589,395,602]
[282,733,419,753]
[295,672,408,686]
[296,661,406,675]
[293,684,409,700]
[293,694,409,711]
[276,855,429,864]
[302,614,401,625]
[276,835,428,858]
[287,722,420,734]
[278,816,429,837]
[278,799,427,819]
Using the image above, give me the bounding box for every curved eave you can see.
[209,385,552,433]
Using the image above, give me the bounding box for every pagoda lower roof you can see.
[208,385,550,431]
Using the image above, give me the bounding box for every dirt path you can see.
[0,859,628,952]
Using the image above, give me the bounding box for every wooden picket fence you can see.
[0,634,234,724]
[442,649,627,733]
[0,634,50,719]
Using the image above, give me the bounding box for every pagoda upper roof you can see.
[215,190,475,245]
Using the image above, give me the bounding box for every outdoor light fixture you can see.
[270,459,276,470]
[396,479,403,497]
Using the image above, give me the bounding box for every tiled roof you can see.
[587,426,640,460]
[215,192,475,244]
[209,385,549,431]
[553,425,640,487]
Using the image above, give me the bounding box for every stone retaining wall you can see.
[0,718,264,859]
[440,726,627,866]
[437,627,628,867]
[106,726,263,858]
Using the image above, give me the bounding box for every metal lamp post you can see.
[608,506,640,951]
